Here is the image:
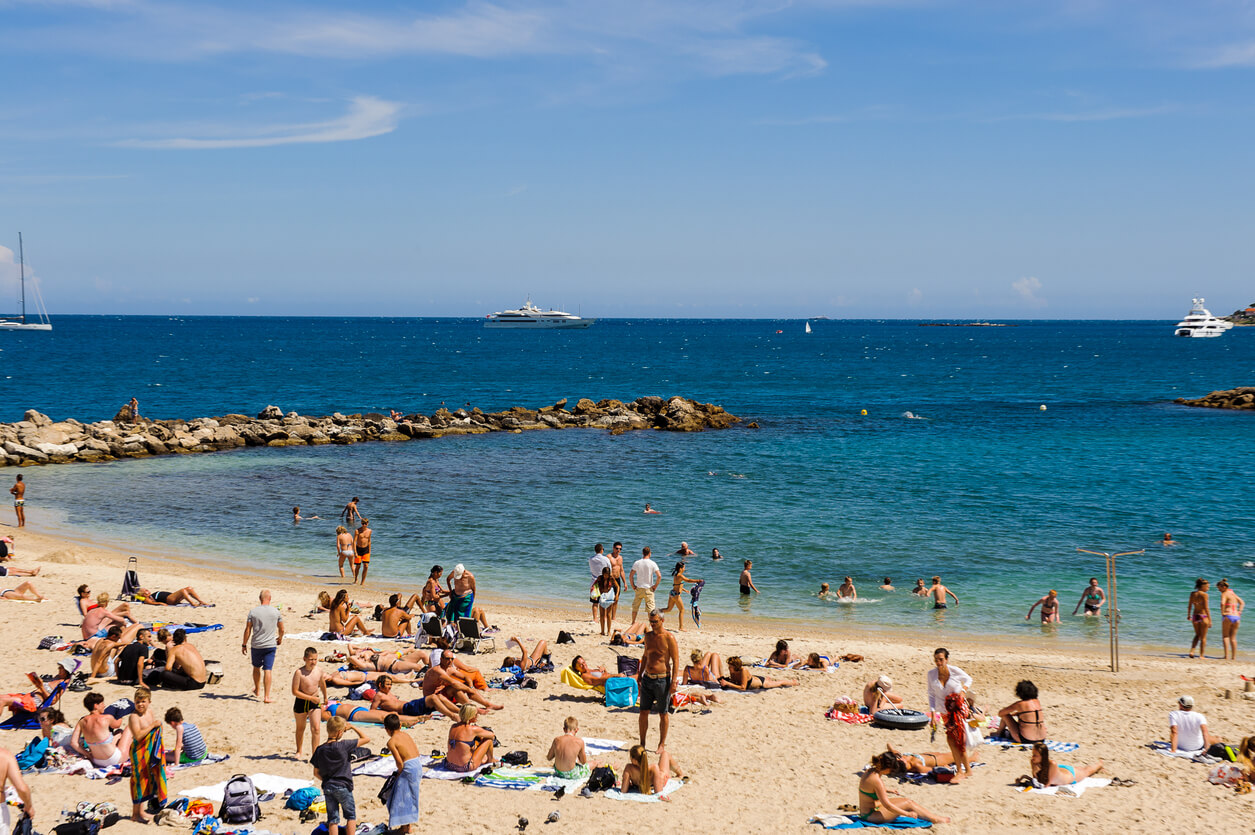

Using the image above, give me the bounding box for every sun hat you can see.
[452,564,465,580]
[878,675,892,689]
[1179,695,1195,708]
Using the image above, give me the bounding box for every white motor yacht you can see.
[1174,298,1232,338]
[484,298,594,329]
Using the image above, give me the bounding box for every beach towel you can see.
[169,753,229,772]
[179,774,316,804]
[386,757,421,829]
[424,761,491,781]
[559,667,604,694]
[474,768,547,791]
[151,623,223,634]
[1147,741,1219,762]
[984,739,1079,754]
[810,814,931,829]
[1017,776,1110,798]
[130,726,167,806]
[353,757,400,778]
[584,738,628,755]
[825,707,875,725]
[605,778,684,802]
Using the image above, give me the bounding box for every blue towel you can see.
[387,757,422,828]
[818,816,932,830]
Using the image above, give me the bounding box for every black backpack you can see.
[585,765,616,792]
[218,774,261,824]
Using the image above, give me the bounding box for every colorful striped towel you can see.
[129,727,166,806]
[810,814,932,829]
[474,768,546,791]
[826,708,875,725]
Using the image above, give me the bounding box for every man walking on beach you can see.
[927,576,959,609]
[9,475,25,528]
[243,589,285,703]
[589,544,610,622]
[638,610,678,750]
[630,547,661,623]
[353,519,372,585]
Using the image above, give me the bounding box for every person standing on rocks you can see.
[9,475,25,528]
[353,519,372,585]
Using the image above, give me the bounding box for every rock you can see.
[257,405,284,419]
[36,442,79,457]
[23,410,52,427]
[573,398,599,415]
[3,441,48,462]
[1177,386,1255,411]
[143,438,169,455]
[378,432,409,442]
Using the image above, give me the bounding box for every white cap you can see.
[878,675,893,689]
[452,564,465,579]
[1178,695,1194,708]
[58,658,81,674]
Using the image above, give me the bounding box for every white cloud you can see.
[907,288,923,305]
[1012,276,1045,306]
[117,96,400,150]
[1193,40,1255,67]
[989,105,1177,123]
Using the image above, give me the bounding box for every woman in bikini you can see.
[717,656,797,690]
[1072,578,1105,617]
[658,561,700,631]
[446,703,497,772]
[501,636,550,673]
[1026,590,1061,624]
[593,567,617,636]
[880,743,956,774]
[682,649,723,686]
[765,640,797,669]
[858,752,949,825]
[348,646,425,675]
[1217,579,1245,661]
[335,526,355,579]
[621,744,685,798]
[1188,578,1211,659]
[570,656,626,688]
[324,700,422,727]
[135,586,208,607]
[0,581,43,601]
[1029,741,1103,786]
[610,621,648,646]
[330,589,369,638]
[996,680,1047,743]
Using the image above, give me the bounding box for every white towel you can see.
[1019,777,1110,797]
[583,738,628,755]
[605,778,684,802]
[178,773,316,803]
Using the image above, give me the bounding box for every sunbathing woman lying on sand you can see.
[860,752,949,824]
[880,744,956,773]
[717,656,797,690]
[1029,742,1103,786]
[347,647,426,675]
[502,636,550,673]
[324,700,422,727]
[0,564,39,577]
[135,586,209,607]
[622,744,686,799]
[610,622,648,646]
[0,581,43,601]
[325,669,418,687]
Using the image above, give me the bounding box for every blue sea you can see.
[3,316,1253,648]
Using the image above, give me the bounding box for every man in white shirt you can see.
[629,546,661,622]
[589,544,611,621]
[1169,695,1215,753]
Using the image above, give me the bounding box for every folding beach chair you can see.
[0,679,67,731]
[418,614,444,646]
[454,618,496,654]
[119,556,141,601]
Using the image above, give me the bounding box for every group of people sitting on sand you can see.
[314,566,495,641]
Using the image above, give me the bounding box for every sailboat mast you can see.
[18,232,25,323]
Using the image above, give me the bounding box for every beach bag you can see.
[1208,743,1238,761]
[218,774,261,824]
[556,631,575,644]
[615,656,640,676]
[119,557,141,601]
[284,788,322,812]
[604,676,638,708]
[53,822,99,835]
[15,736,49,770]
[37,635,62,650]
[501,750,530,767]
[585,766,616,792]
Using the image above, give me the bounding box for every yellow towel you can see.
[560,667,605,693]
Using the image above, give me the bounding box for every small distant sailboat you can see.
[0,233,52,331]
[804,321,812,334]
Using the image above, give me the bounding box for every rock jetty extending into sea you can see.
[1174,387,1255,411]
[0,396,745,467]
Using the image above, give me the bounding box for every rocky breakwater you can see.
[0,396,744,467]
[1174,387,1255,411]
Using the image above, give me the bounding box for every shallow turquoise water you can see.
[5,316,1254,646]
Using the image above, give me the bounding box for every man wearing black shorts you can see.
[638,610,678,750]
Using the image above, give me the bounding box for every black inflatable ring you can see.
[872,708,930,730]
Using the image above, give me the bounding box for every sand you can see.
[1,524,1251,834]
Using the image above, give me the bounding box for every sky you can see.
[1,0,1254,319]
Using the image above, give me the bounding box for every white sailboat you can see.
[0,233,52,331]
[804,321,812,333]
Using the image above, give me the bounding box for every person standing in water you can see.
[927,576,959,609]
[1026,590,1061,623]
[1187,578,1211,659]
[9,475,25,528]
[1072,578,1106,617]
[740,560,759,595]
[1217,579,1244,661]
[341,498,361,527]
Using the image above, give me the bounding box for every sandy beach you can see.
[1,523,1252,835]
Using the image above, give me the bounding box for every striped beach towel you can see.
[130,726,167,806]
[984,739,1079,753]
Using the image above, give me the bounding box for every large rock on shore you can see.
[0,396,745,468]
[1175,387,1255,411]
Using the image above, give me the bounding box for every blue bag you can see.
[604,676,638,708]
[15,736,49,770]
[284,786,322,811]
